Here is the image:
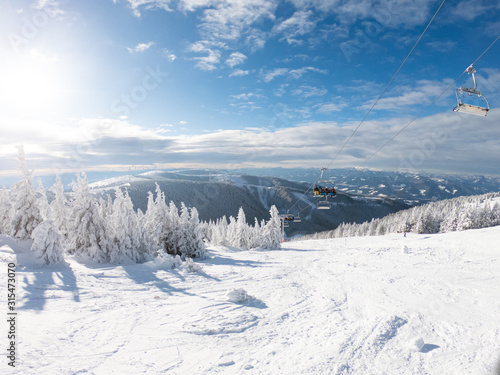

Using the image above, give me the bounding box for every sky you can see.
[1,0,500,183]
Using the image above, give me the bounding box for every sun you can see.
[0,49,68,117]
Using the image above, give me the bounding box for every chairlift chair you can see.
[453,65,490,116]
[314,167,337,197]
[283,214,302,223]
[317,199,332,210]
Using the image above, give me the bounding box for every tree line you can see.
[299,191,500,241]
[0,147,281,265]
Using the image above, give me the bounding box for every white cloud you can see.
[178,0,212,12]
[261,66,327,82]
[162,49,177,62]
[33,0,65,15]
[426,40,457,52]
[273,10,316,45]
[197,0,277,41]
[315,102,347,113]
[292,85,327,98]
[450,0,497,21]
[226,52,247,67]
[230,69,250,77]
[289,66,328,79]
[262,68,289,82]
[128,42,155,53]
[288,0,436,28]
[123,0,173,17]
[2,110,500,175]
[359,79,454,111]
[245,29,269,52]
[188,41,222,70]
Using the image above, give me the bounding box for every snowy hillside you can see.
[3,227,500,374]
[301,192,500,241]
[230,167,500,204]
[86,171,410,236]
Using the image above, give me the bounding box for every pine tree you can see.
[10,146,42,240]
[176,203,191,257]
[67,173,110,263]
[36,178,51,221]
[31,220,65,265]
[235,207,251,250]
[107,188,152,263]
[262,205,282,249]
[188,207,206,258]
[49,176,69,241]
[165,201,180,256]
[0,187,12,235]
[227,216,237,247]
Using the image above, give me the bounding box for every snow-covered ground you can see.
[2,227,500,374]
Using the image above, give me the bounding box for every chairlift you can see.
[453,65,490,116]
[282,214,302,223]
[317,198,332,210]
[313,168,337,197]
[313,167,336,210]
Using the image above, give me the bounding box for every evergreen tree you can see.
[0,187,12,235]
[262,205,282,249]
[67,173,110,263]
[10,146,42,240]
[36,178,51,221]
[235,207,251,250]
[107,188,152,263]
[49,176,69,241]
[31,220,65,265]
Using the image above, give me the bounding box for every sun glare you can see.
[1,49,68,117]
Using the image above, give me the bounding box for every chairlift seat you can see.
[453,66,490,117]
[317,201,331,210]
[454,102,489,116]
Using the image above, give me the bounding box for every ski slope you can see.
[2,227,500,374]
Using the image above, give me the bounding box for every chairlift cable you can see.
[325,0,448,172]
[285,0,447,215]
[361,33,500,166]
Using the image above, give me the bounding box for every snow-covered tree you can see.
[164,200,180,256]
[49,176,69,240]
[261,205,282,249]
[186,207,206,258]
[10,146,42,240]
[36,178,51,221]
[67,173,110,263]
[31,220,65,265]
[107,188,152,263]
[0,187,12,235]
[234,207,251,250]
[226,215,237,247]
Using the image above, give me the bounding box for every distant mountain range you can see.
[86,170,409,237]
[10,167,499,237]
[228,168,500,205]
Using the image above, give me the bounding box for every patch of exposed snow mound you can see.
[182,257,203,273]
[146,250,183,269]
[227,288,253,304]
[412,337,425,352]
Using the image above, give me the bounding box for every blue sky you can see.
[1,0,500,181]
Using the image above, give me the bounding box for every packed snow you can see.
[2,226,500,374]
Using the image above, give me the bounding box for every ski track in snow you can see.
[1,227,500,374]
